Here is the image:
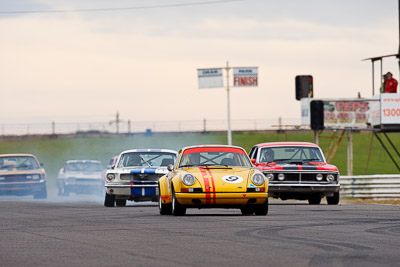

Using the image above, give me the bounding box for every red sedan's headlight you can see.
[326,174,335,182]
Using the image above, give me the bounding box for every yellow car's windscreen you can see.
[179,147,251,168]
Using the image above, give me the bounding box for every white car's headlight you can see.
[266,173,274,181]
[326,174,335,182]
[251,173,265,186]
[316,173,323,181]
[32,174,40,180]
[182,173,196,186]
[106,173,115,182]
[278,173,285,181]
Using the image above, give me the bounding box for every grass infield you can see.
[0,130,399,186]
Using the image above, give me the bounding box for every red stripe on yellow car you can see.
[207,168,217,204]
[161,195,171,201]
[199,167,216,204]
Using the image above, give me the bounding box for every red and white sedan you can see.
[249,142,340,205]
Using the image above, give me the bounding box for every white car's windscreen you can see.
[65,162,103,172]
[118,152,176,168]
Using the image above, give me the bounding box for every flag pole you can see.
[225,61,232,145]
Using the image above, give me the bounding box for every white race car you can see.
[104,149,178,207]
[57,160,104,196]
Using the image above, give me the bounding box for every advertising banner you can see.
[380,93,400,124]
[323,99,372,127]
[233,67,258,87]
[301,98,379,128]
[197,68,223,89]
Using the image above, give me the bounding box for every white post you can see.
[225,61,232,145]
[347,129,353,175]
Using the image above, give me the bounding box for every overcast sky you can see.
[0,0,398,125]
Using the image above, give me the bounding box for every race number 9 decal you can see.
[222,175,243,184]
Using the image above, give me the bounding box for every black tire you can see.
[327,192,340,205]
[58,183,70,196]
[60,187,70,197]
[104,193,115,207]
[116,199,127,207]
[172,188,186,216]
[33,186,47,199]
[254,199,269,216]
[240,206,254,215]
[308,195,321,205]
[159,186,172,215]
[63,188,70,197]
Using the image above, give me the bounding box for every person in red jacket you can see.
[384,72,398,93]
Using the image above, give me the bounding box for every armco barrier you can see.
[340,175,400,199]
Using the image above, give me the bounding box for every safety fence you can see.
[0,117,302,136]
[340,175,400,199]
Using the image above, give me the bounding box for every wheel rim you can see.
[172,193,175,211]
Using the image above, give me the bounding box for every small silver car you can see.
[57,160,104,196]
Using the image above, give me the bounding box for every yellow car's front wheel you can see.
[159,185,172,215]
[241,199,268,216]
[254,199,269,215]
[172,187,186,216]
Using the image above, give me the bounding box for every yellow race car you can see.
[158,145,268,216]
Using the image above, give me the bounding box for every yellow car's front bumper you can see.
[175,192,268,206]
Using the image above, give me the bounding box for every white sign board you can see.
[198,68,223,89]
[233,67,258,87]
[301,98,310,125]
[380,93,400,124]
[370,95,381,127]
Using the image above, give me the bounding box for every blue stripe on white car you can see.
[130,168,158,174]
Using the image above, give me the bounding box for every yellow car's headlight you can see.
[251,173,265,186]
[182,173,195,186]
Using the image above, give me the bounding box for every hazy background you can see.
[1,0,398,125]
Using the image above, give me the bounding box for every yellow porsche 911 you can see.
[158,145,268,216]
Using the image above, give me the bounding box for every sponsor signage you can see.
[380,93,400,124]
[301,98,379,128]
[323,99,372,127]
[233,67,258,87]
[302,95,400,129]
[197,68,223,89]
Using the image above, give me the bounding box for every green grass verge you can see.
[0,131,399,186]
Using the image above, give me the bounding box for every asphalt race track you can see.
[1,196,400,266]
